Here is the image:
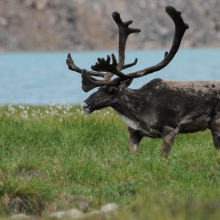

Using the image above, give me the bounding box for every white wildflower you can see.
[9,107,15,111]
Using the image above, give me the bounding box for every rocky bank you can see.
[1,0,220,52]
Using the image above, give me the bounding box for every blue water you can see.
[1,48,220,105]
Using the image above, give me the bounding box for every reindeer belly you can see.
[177,115,211,133]
[113,108,163,138]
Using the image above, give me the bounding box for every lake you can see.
[0,48,220,105]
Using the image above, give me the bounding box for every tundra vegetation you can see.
[0,104,220,219]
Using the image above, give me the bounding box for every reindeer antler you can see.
[80,5,189,92]
[67,10,141,89]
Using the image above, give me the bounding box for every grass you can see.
[0,104,220,219]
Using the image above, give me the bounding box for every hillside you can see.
[0,0,220,52]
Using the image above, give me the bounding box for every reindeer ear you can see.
[119,79,133,89]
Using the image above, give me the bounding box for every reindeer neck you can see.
[112,88,144,124]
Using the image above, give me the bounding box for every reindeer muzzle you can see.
[81,102,93,114]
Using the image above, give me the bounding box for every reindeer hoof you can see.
[129,144,138,154]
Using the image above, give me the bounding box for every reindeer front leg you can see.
[161,126,179,157]
[128,127,143,153]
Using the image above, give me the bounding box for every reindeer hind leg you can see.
[210,119,220,150]
[161,126,179,157]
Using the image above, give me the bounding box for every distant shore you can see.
[1,0,220,52]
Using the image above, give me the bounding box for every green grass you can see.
[0,104,220,219]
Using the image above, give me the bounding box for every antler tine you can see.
[91,54,134,79]
[66,53,105,78]
[112,11,141,70]
[81,5,189,92]
[91,54,116,72]
[122,58,138,70]
[66,53,81,73]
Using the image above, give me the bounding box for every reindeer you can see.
[66,5,220,156]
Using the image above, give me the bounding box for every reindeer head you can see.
[66,5,189,114]
[81,79,133,114]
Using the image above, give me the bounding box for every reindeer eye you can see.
[107,88,116,95]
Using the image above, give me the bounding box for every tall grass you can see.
[0,104,220,219]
